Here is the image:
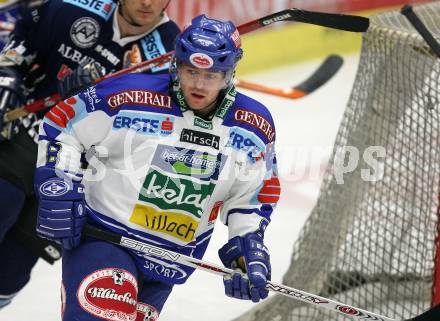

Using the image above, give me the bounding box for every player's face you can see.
[178,64,228,112]
[121,0,169,28]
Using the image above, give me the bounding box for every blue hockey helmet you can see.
[174,15,243,74]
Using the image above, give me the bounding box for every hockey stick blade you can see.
[83,225,440,321]
[239,8,369,34]
[235,54,343,99]
[401,5,440,59]
[295,54,344,93]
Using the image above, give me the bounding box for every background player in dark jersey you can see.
[0,0,179,309]
[0,0,43,50]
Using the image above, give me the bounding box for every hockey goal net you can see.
[235,3,440,321]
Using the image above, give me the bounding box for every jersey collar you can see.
[170,79,237,120]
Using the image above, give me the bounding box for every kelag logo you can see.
[64,0,115,20]
[139,170,215,218]
[113,111,174,136]
[180,128,220,149]
[151,145,227,181]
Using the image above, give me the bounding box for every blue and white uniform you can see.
[35,14,278,319]
[37,72,281,285]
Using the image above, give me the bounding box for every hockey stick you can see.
[4,8,368,121]
[238,7,369,34]
[3,54,343,120]
[235,54,343,99]
[401,5,440,59]
[83,225,439,321]
[4,54,342,120]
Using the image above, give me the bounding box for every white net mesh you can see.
[234,3,440,321]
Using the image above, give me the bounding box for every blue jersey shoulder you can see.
[60,0,116,21]
[224,91,276,144]
[78,73,182,117]
[36,0,116,21]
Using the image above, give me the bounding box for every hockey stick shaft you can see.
[100,10,361,79]
[3,53,173,122]
[84,225,398,321]
[6,54,342,120]
[239,8,369,34]
[401,5,440,59]
[235,54,343,99]
[5,53,341,120]
[3,93,61,121]
[235,79,308,99]
[4,8,367,121]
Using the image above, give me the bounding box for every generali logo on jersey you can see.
[107,90,172,109]
[234,109,275,142]
[77,268,138,321]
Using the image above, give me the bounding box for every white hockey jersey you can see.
[37,73,280,284]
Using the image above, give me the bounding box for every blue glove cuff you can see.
[219,233,271,302]
[35,166,84,201]
[218,233,270,272]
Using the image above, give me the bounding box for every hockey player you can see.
[0,0,44,50]
[0,0,23,50]
[35,14,280,320]
[0,0,179,309]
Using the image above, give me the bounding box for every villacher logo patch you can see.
[180,129,220,150]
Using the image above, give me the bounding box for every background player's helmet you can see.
[173,14,243,83]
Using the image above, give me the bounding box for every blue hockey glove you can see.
[0,66,25,141]
[57,61,105,99]
[35,166,86,250]
[218,233,271,302]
